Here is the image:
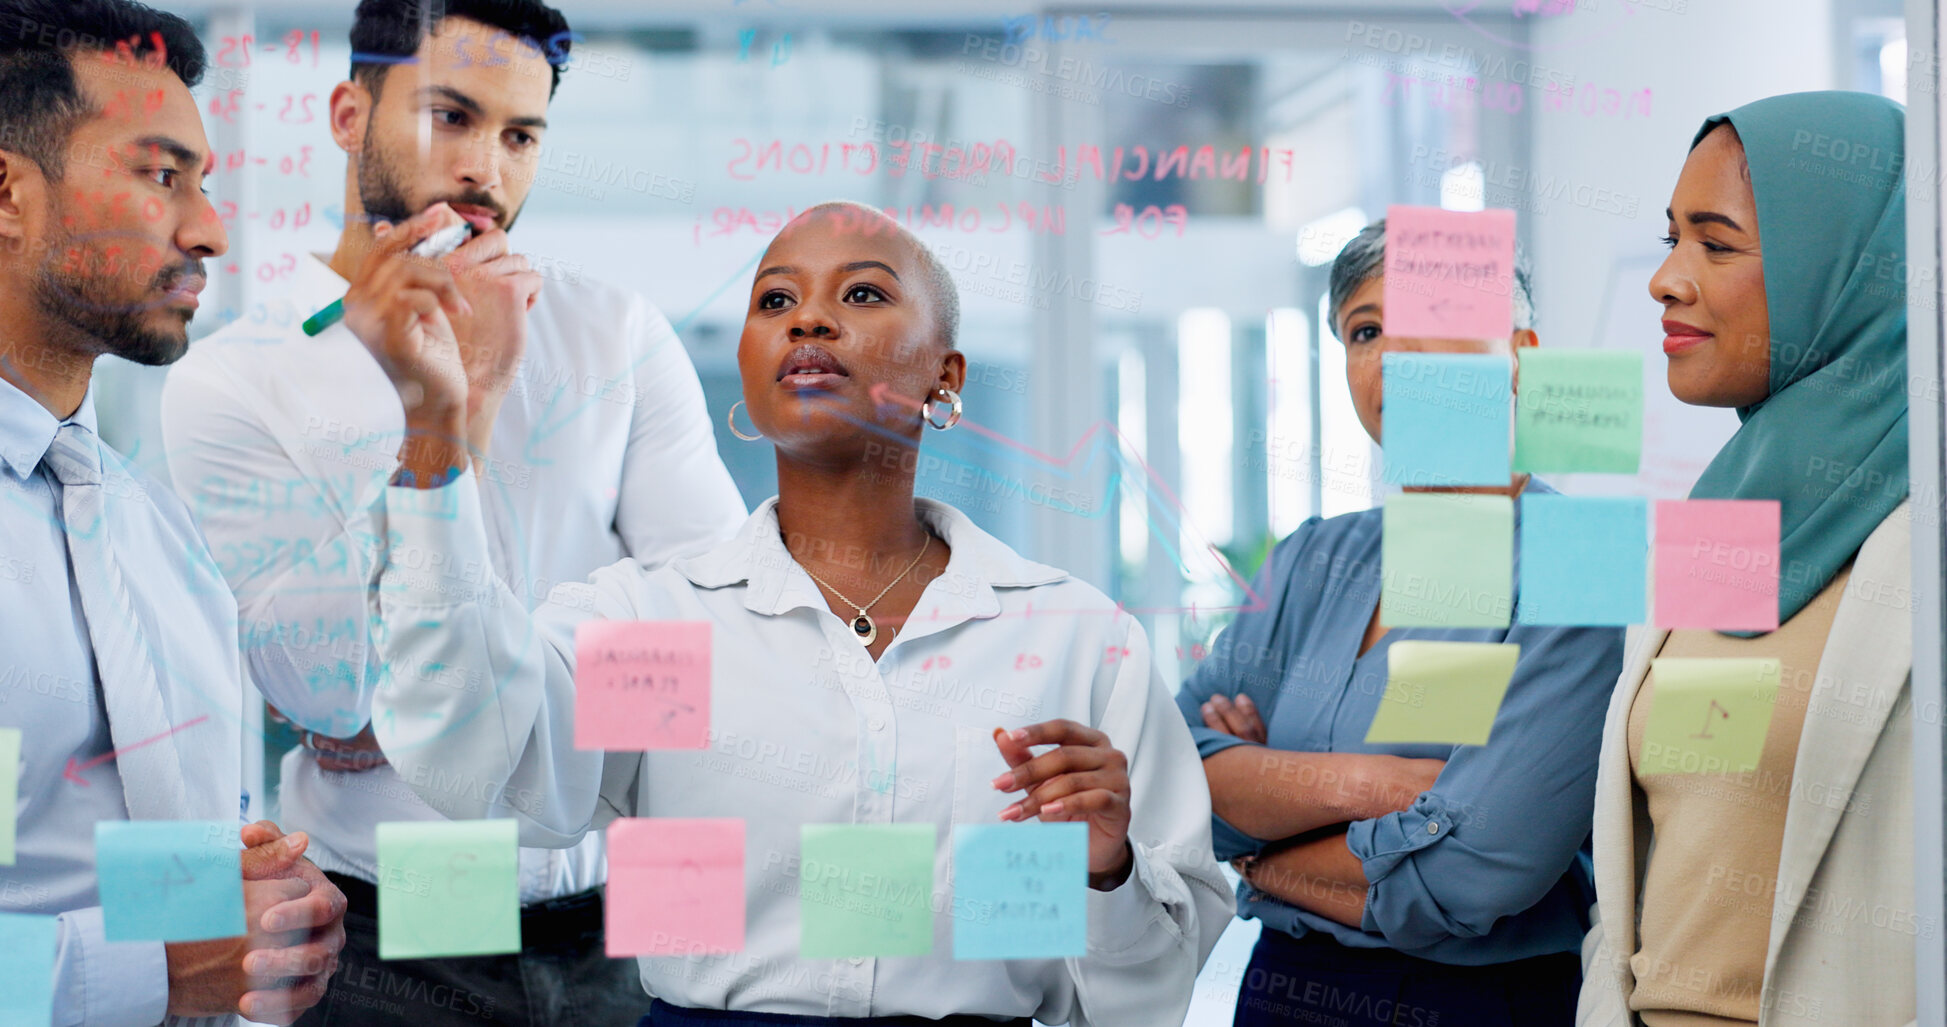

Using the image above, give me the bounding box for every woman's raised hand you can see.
[992,721,1135,889]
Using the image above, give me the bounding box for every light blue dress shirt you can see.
[0,373,244,1026]
[1175,481,1622,965]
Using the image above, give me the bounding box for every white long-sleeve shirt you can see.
[0,376,242,1027]
[160,254,746,902]
[370,485,1231,1024]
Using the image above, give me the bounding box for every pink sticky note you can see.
[574,621,711,750]
[605,818,744,956]
[1384,206,1518,339]
[1653,500,1780,632]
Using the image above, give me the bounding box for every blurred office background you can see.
[104,3,1911,1022]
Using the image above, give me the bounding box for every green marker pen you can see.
[300,221,475,337]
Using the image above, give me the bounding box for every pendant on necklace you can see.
[851,613,878,646]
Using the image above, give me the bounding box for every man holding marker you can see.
[161,0,744,1023]
[0,1,346,1023]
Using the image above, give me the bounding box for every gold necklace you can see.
[799,535,932,646]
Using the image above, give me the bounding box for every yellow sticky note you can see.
[1366,641,1520,747]
[1638,658,1780,776]
[0,727,17,865]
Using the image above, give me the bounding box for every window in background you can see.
[1115,345,1148,583]
[1441,160,1488,211]
[1178,308,1234,556]
[1264,307,1311,540]
[1855,16,1907,100]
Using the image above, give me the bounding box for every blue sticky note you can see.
[1,726,18,865]
[0,913,56,1024]
[952,822,1088,960]
[95,821,245,942]
[1518,495,1648,626]
[1382,353,1512,487]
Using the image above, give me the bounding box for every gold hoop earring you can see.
[727,400,763,442]
[923,388,963,431]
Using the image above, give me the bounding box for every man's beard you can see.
[358,119,518,232]
[32,223,197,367]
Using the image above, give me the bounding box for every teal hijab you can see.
[1685,91,1909,628]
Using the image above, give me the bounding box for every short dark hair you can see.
[351,0,573,99]
[0,0,205,181]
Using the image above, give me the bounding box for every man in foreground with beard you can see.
[0,1,348,1023]
[159,1,746,1023]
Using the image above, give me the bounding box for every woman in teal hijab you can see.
[1578,91,1916,1026]
[1684,92,1909,621]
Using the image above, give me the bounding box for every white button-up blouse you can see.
[370,480,1230,1024]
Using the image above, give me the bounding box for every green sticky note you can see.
[800,824,934,958]
[376,820,520,959]
[1639,658,1780,775]
[1367,640,1520,746]
[0,727,18,865]
[1513,350,1643,473]
[1382,493,1513,627]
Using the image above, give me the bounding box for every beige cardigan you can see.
[1577,501,1917,1027]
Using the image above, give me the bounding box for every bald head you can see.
[780,200,961,351]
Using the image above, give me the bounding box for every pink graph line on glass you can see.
[64,714,211,785]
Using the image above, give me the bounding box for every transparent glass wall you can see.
[135,16,1531,1020]
[172,9,1530,684]
[81,3,1921,1023]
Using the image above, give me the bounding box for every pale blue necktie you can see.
[42,421,189,820]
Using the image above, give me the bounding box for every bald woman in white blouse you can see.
[349,200,1230,1026]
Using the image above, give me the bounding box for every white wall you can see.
[1528,0,1839,497]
